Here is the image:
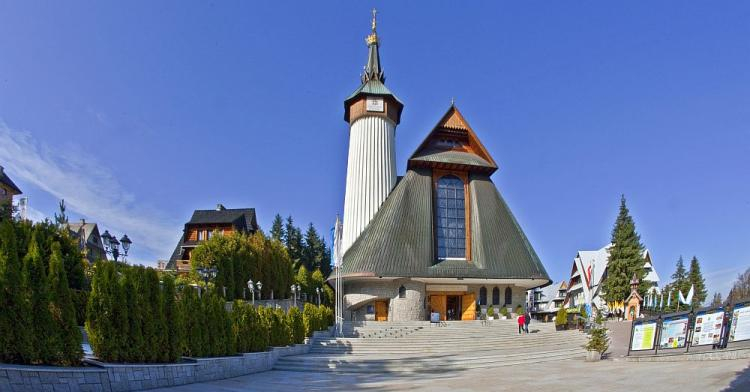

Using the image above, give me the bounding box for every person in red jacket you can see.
[518,313,525,334]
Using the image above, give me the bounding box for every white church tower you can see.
[341,10,403,254]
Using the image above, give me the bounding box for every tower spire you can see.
[362,8,384,84]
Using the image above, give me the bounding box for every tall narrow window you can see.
[492,287,500,305]
[504,287,512,306]
[479,287,487,306]
[398,285,406,299]
[435,175,466,259]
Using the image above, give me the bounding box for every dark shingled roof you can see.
[0,167,22,194]
[410,149,496,170]
[341,168,549,282]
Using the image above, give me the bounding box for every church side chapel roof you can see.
[342,105,550,283]
[0,165,22,194]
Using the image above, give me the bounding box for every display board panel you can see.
[631,320,657,351]
[692,308,724,346]
[730,302,750,342]
[659,315,689,349]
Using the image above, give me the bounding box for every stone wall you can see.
[0,344,311,392]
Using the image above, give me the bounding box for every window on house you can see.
[207,230,213,240]
[492,287,500,305]
[435,175,466,259]
[197,230,204,241]
[479,287,487,306]
[504,287,512,306]
[398,285,406,299]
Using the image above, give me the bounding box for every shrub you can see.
[303,303,318,337]
[499,307,509,318]
[514,305,523,316]
[47,242,83,365]
[248,305,269,352]
[0,220,34,364]
[487,306,495,318]
[585,313,609,354]
[162,275,182,362]
[555,308,568,326]
[288,307,305,344]
[319,305,333,329]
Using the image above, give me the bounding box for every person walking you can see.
[517,312,525,334]
[524,310,531,333]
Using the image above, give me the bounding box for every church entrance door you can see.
[446,295,461,320]
[375,300,388,321]
[461,293,476,320]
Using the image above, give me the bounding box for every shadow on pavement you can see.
[722,363,750,392]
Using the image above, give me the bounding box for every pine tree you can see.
[54,199,68,227]
[23,232,56,363]
[284,216,303,268]
[710,292,723,307]
[0,220,33,364]
[602,195,646,304]
[687,256,707,308]
[47,241,83,365]
[728,267,750,303]
[270,214,285,242]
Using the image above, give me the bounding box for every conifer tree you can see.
[47,241,83,365]
[284,216,303,267]
[710,292,723,307]
[688,256,707,307]
[270,214,285,242]
[0,220,33,364]
[23,232,56,363]
[295,265,312,297]
[162,275,182,362]
[602,195,646,304]
[122,268,143,362]
[54,199,68,227]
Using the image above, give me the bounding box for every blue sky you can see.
[0,2,748,298]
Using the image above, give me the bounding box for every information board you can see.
[692,309,724,346]
[730,302,750,342]
[659,316,689,349]
[631,320,657,351]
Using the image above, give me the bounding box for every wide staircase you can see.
[274,320,587,373]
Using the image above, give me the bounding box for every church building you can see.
[336,13,550,322]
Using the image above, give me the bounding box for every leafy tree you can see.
[270,214,285,242]
[23,232,56,363]
[602,195,646,304]
[687,256,707,307]
[728,267,750,304]
[295,265,312,298]
[47,241,83,365]
[54,199,68,227]
[0,220,33,364]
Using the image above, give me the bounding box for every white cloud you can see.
[0,120,180,263]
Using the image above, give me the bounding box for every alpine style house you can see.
[334,12,550,322]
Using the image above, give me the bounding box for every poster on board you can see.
[631,320,657,351]
[730,302,750,342]
[659,315,689,349]
[692,309,724,346]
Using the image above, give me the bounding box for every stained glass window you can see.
[436,175,466,259]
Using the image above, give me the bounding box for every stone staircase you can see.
[274,320,587,373]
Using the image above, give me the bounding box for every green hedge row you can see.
[0,221,82,366]
[86,262,333,363]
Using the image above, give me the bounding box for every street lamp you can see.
[256,281,263,301]
[197,267,218,295]
[247,279,255,304]
[101,230,132,262]
[316,287,321,306]
[291,284,298,307]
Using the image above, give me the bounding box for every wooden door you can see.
[431,295,447,321]
[375,301,388,321]
[461,293,476,320]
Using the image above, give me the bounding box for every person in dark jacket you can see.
[524,310,531,333]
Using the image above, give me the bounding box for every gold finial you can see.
[366,8,379,45]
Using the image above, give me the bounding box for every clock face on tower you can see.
[366,97,384,112]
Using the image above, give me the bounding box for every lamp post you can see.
[247,279,255,304]
[316,287,321,306]
[197,267,218,297]
[256,281,263,301]
[101,230,132,263]
[291,285,298,307]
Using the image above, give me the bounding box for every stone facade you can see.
[0,344,311,392]
[344,279,529,321]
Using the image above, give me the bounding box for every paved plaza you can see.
[153,358,750,392]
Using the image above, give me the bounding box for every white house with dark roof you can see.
[565,244,660,315]
[529,281,568,321]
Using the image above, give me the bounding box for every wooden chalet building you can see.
[0,165,22,216]
[332,14,550,322]
[167,204,258,274]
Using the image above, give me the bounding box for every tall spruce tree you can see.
[23,232,56,363]
[284,216,303,268]
[47,241,83,365]
[602,195,646,304]
[688,256,707,307]
[270,214,285,242]
[710,292,723,307]
[54,199,68,227]
[0,220,33,364]
[302,223,325,272]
